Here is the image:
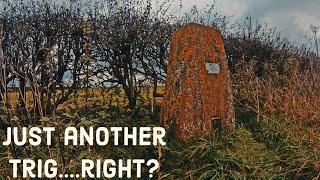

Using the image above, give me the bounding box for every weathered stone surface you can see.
[161,23,235,140]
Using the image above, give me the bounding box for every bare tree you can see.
[1,0,88,117]
[310,25,319,59]
[93,0,175,110]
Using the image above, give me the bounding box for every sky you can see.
[178,0,320,45]
[1,0,319,45]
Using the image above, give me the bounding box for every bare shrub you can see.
[233,56,320,125]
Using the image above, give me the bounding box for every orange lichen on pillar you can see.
[160,23,235,140]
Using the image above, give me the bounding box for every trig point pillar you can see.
[161,23,235,140]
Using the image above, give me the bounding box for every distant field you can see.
[5,87,164,110]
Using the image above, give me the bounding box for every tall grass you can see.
[233,56,320,125]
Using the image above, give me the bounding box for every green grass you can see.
[1,104,320,179]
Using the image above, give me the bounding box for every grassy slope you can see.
[1,103,320,179]
[60,108,320,179]
[160,112,320,179]
[90,107,320,179]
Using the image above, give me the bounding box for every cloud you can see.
[215,0,248,20]
[165,0,320,44]
[213,0,320,44]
